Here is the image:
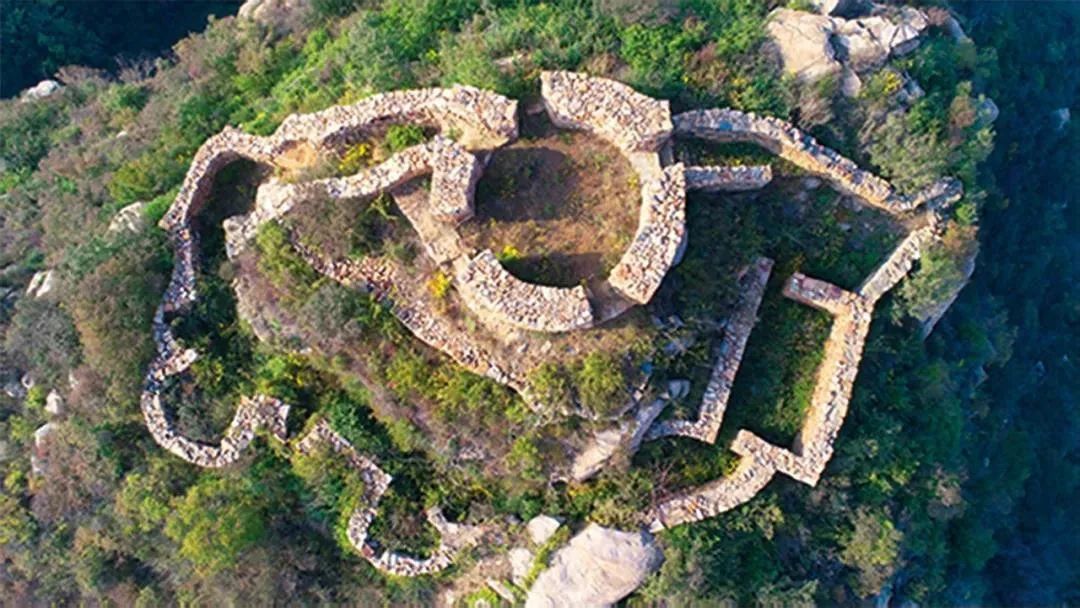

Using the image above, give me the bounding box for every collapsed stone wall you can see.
[454,250,594,333]
[674,108,961,214]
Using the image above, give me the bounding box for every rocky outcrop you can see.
[237,0,312,33]
[108,201,148,234]
[525,524,663,608]
[647,258,772,444]
[25,269,57,299]
[454,250,594,333]
[767,7,929,83]
[20,79,62,102]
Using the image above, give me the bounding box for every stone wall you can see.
[684,164,773,192]
[647,227,936,530]
[297,419,487,577]
[608,164,687,304]
[646,257,773,444]
[674,108,962,215]
[540,70,672,154]
[454,250,594,333]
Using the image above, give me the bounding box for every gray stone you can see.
[666,379,690,400]
[767,9,841,82]
[1052,107,1070,132]
[45,390,64,416]
[525,524,664,608]
[977,97,999,126]
[237,0,312,33]
[26,269,57,299]
[108,201,147,234]
[527,515,562,546]
[509,546,534,586]
[21,79,61,101]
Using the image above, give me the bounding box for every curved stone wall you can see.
[608,164,687,304]
[541,71,672,154]
[674,108,962,214]
[454,250,594,333]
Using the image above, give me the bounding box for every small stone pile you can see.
[674,108,962,215]
[608,164,687,304]
[540,71,672,153]
[647,257,773,444]
[454,250,594,333]
[684,164,773,192]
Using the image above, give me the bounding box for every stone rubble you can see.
[646,258,773,444]
[25,269,57,299]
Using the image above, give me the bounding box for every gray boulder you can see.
[21,79,62,102]
[526,524,664,608]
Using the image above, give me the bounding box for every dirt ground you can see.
[460,113,640,288]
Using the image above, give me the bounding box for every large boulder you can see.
[766,9,841,82]
[525,524,664,608]
[108,201,147,234]
[237,0,312,33]
[26,269,57,299]
[20,79,62,102]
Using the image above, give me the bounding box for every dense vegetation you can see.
[0,0,1075,605]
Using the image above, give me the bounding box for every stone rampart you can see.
[540,71,672,153]
[454,250,594,333]
[858,224,937,302]
[275,85,519,149]
[608,164,687,304]
[646,258,773,444]
[684,165,773,192]
[674,108,962,214]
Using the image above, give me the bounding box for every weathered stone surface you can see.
[766,9,841,82]
[45,390,64,416]
[26,269,57,299]
[108,201,147,234]
[525,524,663,608]
[510,546,533,586]
[527,515,562,546]
[684,164,772,192]
[237,0,312,32]
[20,79,62,102]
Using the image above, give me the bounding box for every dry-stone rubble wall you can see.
[684,165,773,192]
[647,257,773,443]
[454,250,594,332]
[541,71,672,153]
[608,164,687,304]
[674,108,961,214]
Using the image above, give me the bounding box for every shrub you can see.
[573,352,627,416]
[427,271,452,299]
[384,123,426,154]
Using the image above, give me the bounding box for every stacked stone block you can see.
[646,258,773,443]
[454,250,594,333]
[608,164,687,304]
[684,164,773,192]
[540,70,672,153]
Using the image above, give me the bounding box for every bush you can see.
[573,352,627,416]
